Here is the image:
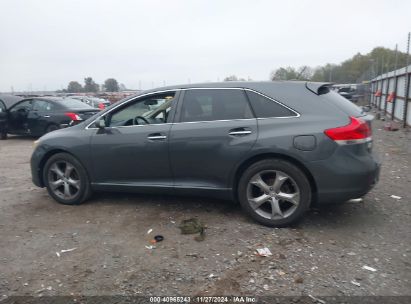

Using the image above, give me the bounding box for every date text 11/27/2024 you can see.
[149,296,257,303]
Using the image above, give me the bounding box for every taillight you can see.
[324,116,371,145]
[65,112,82,121]
[98,103,105,110]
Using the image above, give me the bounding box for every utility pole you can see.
[403,32,410,127]
[391,44,399,120]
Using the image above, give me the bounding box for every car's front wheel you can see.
[238,159,311,227]
[43,153,92,205]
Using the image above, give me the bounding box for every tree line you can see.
[61,77,126,93]
[269,47,411,83]
[223,47,411,84]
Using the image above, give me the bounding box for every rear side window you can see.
[181,89,253,122]
[33,100,54,111]
[324,91,363,116]
[246,90,296,118]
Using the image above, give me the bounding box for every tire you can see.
[0,132,7,140]
[238,159,311,227]
[43,152,92,205]
[45,124,59,134]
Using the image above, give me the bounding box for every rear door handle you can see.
[229,128,252,136]
[43,115,50,118]
[147,133,167,141]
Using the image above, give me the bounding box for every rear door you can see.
[169,88,258,189]
[28,99,55,135]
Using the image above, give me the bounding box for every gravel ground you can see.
[0,117,410,300]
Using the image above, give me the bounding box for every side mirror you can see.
[96,117,106,129]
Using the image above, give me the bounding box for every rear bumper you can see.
[308,145,381,204]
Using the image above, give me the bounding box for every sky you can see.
[0,0,410,92]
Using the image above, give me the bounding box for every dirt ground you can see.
[0,116,410,300]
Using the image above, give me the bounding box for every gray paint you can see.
[31,81,381,204]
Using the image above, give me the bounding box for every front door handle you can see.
[229,128,252,136]
[43,115,50,118]
[147,133,167,141]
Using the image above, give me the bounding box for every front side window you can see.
[107,92,176,127]
[10,100,32,113]
[245,90,296,118]
[180,89,253,122]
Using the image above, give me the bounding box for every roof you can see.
[138,81,331,96]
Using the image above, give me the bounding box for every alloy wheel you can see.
[47,161,81,200]
[246,170,300,220]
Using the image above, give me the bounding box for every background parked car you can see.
[70,96,111,110]
[0,94,23,139]
[1,97,99,139]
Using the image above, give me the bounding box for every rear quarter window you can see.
[323,91,363,116]
[246,90,296,118]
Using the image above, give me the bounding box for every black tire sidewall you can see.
[43,153,91,205]
[238,159,311,227]
[46,124,59,134]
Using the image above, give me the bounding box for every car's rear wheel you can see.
[238,159,311,227]
[45,124,59,134]
[43,153,92,205]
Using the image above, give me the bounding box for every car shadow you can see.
[86,191,383,230]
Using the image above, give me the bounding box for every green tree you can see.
[67,81,83,93]
[270,67,298,80]
[103,78,119,92]
[270,47,411,83]
[84,77,99,92]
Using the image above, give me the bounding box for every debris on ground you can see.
[383,121,399,131]
[154,235,164,242]
[60,248,76,253]
[145,245,155,250]
[351,280,361,287]
[362,265,377,272]
[390,195,402,200]
[294,276,304,284]
[147,228,153,235]
[56,247,77,257]
[179,218,206,241]
[308,294,326,304]
[256,248,272,257]
[348,198,363,203]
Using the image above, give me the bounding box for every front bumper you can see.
[30,145,46,187]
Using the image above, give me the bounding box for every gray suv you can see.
[31,82,381,226]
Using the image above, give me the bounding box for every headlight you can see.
[33,140,40,148]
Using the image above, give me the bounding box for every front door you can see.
[8,99,33,134]
[169,88,258,189]
[0,100,7,135]
[90,91,179,187]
